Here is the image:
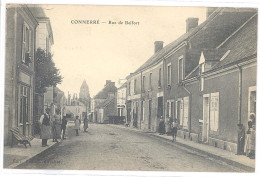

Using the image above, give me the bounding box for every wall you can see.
[204,69,239,143]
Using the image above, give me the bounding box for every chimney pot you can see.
[154,41,164,53]
[186,18,199,33]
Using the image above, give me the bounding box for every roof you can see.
[127,8,223,78]
[94,82,117,99]
[98,97,115,108]
[28,5,54,45]
[209,13,257,71]
[127,8,257,79]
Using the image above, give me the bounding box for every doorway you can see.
[148,100,152,129]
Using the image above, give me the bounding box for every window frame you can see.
[178,56,184,83]
[167,63,172,86]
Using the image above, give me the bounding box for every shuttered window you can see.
[210,92,219,131]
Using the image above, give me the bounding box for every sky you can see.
[42,5,207,97]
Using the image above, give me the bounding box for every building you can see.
[5,5,39,145]
[116,82,127,121]
[79,80,91,116]
[65,93,86,120]
[125,7,257,153]
[30,6,54,133]
[90,80,117,123]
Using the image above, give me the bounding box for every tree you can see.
[35,48,63,93]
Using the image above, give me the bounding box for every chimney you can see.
[186,18,199,33]
[105,80,111,86]
[154,41,164,53]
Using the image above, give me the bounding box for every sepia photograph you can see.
[0,0,258,175]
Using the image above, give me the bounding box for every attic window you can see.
[220,50,231,61]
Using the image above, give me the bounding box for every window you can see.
[167,100,174,118]
[158,68,162,87]
[19,85,30,124]
[178,58,183,82]
[248,86,256,118]
[200,77,204,91]
[128,82,131,95]
[22,22,31,65]
[141,101,145,121]
[167,64,171,86]
[183,97,189,129]
[142,76,146,92]
[134,79,137,94]
[210,92,219,131]
[46,37,49,56]
[149,73,152,90]
[167,101,170,117]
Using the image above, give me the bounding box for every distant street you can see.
[17,123,243,172]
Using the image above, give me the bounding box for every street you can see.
[17,123,243,172]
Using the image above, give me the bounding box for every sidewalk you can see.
[108,124,255,172]
[3,137,59,169]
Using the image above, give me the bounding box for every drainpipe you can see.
[237,65,242,126]
[163,57,166,127]
[236,65,242,154]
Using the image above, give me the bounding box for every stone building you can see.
[125,7,257,153]
[5,5,39,145]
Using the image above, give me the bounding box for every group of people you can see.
[159,117,178,142]
[237,113,256,159]
[74,115,89,136]
[39,108,68,147]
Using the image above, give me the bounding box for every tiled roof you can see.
[129,8,223,77]
[94,83,117,99]
[209,13,257,71]
[98,97,115,108]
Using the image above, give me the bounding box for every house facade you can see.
[91,80,117,123]
[125,7,257,154]
[117,82,127,119]
[5,5,38,145]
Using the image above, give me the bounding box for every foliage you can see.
[35,48,63,93]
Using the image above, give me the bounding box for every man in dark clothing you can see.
[61,116,67,140]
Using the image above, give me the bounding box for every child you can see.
[74,116,81,136]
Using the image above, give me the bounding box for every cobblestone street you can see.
[17,123,243,172]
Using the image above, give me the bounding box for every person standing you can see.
[171,118,178,142]
[237,124,245,155]
[244,113,256,159]
[61,116,67,140]
[74,116,81,136]
[52,109,61,142]
[39,108,52,147]
[159,117,165,135]
[83,115,89,132]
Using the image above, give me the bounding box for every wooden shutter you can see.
[183,97,189,129]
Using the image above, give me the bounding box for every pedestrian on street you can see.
[244,113,256,159]
[171,118,178,142]
[83,115,89,132]
[74,115,81,136]
[236,123,245,155]
[39,108,52,147]
[159,117,165,135]
[51,109,62,142]
[61,116,67,140]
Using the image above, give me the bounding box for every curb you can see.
[108,124,255,172]
[6,141,60,169]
